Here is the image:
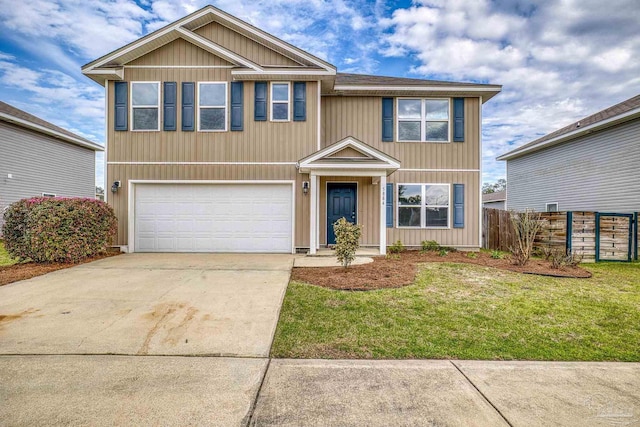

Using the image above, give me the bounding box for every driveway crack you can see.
[243,357,271,427]
[450,360,514,427]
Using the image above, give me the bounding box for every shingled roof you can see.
[0,101,103,151]
[498,94,640,161]
[335,73,496,88]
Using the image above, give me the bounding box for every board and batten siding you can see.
[108,70,318,163]
[0,122,96,230]
[128,38,233,67]
[507,118,640,213]
[194,21,302,67]
[321,96,481,170]
[388,171,480,248]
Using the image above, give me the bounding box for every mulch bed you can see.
[291,250,592,291]
[0,249,121,287]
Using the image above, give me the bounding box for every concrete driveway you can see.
[0,253,293,357]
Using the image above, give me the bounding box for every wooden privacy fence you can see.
[482,208,640,262]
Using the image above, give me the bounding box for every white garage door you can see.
[134,183,293,253]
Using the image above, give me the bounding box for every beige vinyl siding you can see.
[387,171,480,248]
[108,164,310,248]
[322,96,480,170]
[327,147,368,158]
[319,176,381,246]
[107,71,318,163]
[127,38,233,66]
[195,21,302,67]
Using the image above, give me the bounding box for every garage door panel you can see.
[134,183,293,253]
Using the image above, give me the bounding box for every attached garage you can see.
[130,182,294,253]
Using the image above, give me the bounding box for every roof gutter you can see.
[0,113,104,151]
[497,107,640,161]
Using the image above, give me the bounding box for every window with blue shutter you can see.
[230,81,244,131]
[293,82,306,121]
[254,81,267,121]
[163,82,177,131]
[453,98,464,142]
[453,183,464,228]
[114,81,127,131]
[182,82,195,131]
[382,98,394,142]
[386,183,394,228]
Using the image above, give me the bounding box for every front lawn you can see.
[0,241,16,267]
[272,262,640,361]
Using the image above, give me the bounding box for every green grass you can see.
[0,241,17,267]
[271,262,640,361]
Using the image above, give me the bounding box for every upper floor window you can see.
[397,183,450,228]
[546,202,559,212]
[397,98,450,142]
[271,82,290,121]
[198,82,227,131]
[131,82,160,131]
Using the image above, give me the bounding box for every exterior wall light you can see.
[302,181,309,195]
[111,181,121,193]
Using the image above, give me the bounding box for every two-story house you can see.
[82,5,501,255]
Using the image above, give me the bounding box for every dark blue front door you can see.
[327,183,357,245]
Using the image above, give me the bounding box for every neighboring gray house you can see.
[497,94,640,213]
[0,101,104,230]
[482,190,506,210]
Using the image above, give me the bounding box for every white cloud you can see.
[0,55,104,141]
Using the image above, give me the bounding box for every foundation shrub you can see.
[2,197,117,263]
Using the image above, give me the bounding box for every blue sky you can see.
[1,0,639,188]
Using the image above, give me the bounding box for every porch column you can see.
[379,174,387,255]
[309,172,317,255]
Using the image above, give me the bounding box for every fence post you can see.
[595,212,600,263]
[634,212,638,261]
[566,211,573,255]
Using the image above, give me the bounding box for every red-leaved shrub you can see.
[2,197,117,263]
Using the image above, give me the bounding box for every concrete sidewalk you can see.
[250,359,640,427]
[1,356,638,426]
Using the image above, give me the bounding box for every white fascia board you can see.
[302,169,387,177]
[176,27,262,71]
[0,113,104,151]
[333,85,501,92]
[205,8,336,72]
[232,69,335,76]
[83,26,179,72]
[497,107,640,161]
[83,68,124,80]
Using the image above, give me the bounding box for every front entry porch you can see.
[297,136,400,255]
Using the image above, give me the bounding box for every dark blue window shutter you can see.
[386,183,394,228]
[293,82,306,121]
[182,82,195,131]
[230,81,244,131]
[382,98,394,142]
[163,82,177,131]
[453,98,465,142]
[114,81,127,131]
[453,184,464,228]
[254,81,267,121]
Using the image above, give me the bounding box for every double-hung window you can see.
[131,82,160,131]
[397,98,450,142]
[271,82,290,121]
[198,82,227,131]
[397,184,450,228]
